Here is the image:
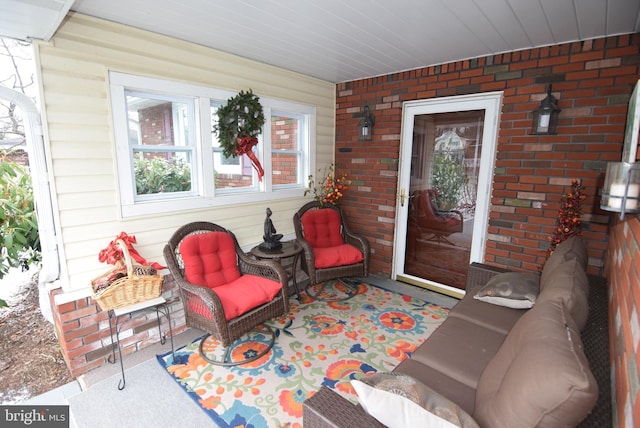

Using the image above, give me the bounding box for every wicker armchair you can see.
[293,201,370,286]
[164,221,289,366]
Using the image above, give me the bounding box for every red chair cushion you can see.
[180,232,241,288]
[180,231,282,321]
[301,208,344,248]
[441,216,461,227]
[185,275,282,321]
[313,244,364,269]
[215,275,282,320]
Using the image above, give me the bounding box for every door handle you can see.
[399,188,406,207]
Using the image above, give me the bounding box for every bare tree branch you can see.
[0,38,36,141]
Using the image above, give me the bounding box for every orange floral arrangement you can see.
[305,163,350,206]
[546,179,585,258]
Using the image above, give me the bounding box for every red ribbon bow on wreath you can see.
[98,232,166,270]
[215,90,266,183]
[235,136,264,181]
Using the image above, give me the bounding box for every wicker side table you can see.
[250,240,303,298]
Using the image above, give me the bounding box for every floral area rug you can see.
[157,280,450,428]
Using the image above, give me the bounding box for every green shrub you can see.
[0,152,40,279]
[134,153,192,194]
[431,154,466,211]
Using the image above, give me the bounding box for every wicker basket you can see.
[91,239,163,311]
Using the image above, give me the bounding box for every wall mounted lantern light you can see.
[531,84,561,135]
[600,162,640,220]
[359,105,375,141]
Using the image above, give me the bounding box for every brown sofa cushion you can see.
[536,258,590,330]
[410,317,507,390]
[448,292,525,336]
[540,236,588,288]
[473,299,598,428]
[394,358,478,415]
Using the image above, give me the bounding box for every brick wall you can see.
[607,217,640,427]
[335,34,639,278]
[272,115,299,185]
[216,172,252,188]
[51,275,186,376]
[335,33,639,427]
[139,103,173,145]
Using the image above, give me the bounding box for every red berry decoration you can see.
[546,179,585,259]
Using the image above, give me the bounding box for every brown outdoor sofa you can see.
[303,237,610,427]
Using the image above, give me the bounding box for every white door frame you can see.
[392,92,503,297]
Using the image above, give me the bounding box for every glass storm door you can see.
[393,93,502,298]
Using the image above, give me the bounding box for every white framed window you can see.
[271,110,305,189]
[110,72,316,217]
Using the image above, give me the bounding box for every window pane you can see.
[272,114,301,186]
[133,151,192,196]
[127,93,191,147]
[211,102,257,191]
[213,152,256,191]
[272,153,299,185]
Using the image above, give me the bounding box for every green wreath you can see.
[215,89,265,158]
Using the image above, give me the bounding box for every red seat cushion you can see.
[301,208,364,268]
[313,244,364,269]
[184,275,282,321]
[301,208,344,248]
[441,216,461,227]
[215,275,282,320]
[185,275,282,321]
[180,231,282,320]
[180,232,241,288]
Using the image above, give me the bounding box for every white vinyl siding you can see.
[35,13,335,295]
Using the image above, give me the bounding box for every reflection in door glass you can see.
[405,111,484,290]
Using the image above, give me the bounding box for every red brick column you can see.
[606,216,640,427]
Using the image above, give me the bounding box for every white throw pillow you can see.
[473,272,540,309]
[352,373,479,428]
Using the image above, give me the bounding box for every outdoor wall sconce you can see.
[600,162,640,219]
[359,105,375,141]
[531,84,561,135]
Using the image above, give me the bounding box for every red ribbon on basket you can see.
[235,136,264,182]
[98,232,166,270]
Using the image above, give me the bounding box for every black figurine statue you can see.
[259,207,283,251]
